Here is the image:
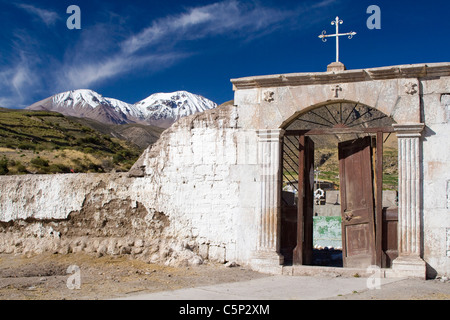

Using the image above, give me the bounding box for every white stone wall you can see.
[0,105,261,266]
[135,106,261,264]
[421,77,450,277]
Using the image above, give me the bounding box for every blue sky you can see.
[0,0,449,108]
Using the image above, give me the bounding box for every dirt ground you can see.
[0,253,267,300]
[1,252,449,301]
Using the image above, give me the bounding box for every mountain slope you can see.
[27,89,218,128]
[67,116,164,149]
[0,107,143,174]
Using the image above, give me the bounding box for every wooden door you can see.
[293,136,314,265]
[338,137,376,268]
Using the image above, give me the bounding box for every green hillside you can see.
[0,108,146,174]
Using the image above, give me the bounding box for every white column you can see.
[392,123,426,278]
[251,129,284,273]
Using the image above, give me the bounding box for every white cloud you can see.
[122,0,292,55]
[16,3,60,26]
[0,53,37,108]
[57,51,191,92]
[59,0,292,90]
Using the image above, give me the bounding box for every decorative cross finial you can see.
[319,16,356,63]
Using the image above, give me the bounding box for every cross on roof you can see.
[319,16,356,63]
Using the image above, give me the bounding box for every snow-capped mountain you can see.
[134,91,218,127]
[27,89,217,128]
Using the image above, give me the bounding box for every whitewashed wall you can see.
[0,105,261,266]
[421,78,450,277]
[136,105,260,264]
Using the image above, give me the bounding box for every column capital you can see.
[392,123,425,137]
[256,129,285,141]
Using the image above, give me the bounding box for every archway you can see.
[280,101,399,268]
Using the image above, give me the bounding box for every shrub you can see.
[77,136,102,145]
[30,156,49,168]
[112,153,124,164]
[16,163,28,174]
[18,142,36,150]
[0,156,8,175]
[48,163,71,173]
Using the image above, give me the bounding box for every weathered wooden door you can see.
[338,137,376,268]
[293,136,314,265]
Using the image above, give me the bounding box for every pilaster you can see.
[251,129,284,273]
[392,123,426,278]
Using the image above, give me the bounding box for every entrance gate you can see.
[280,102,398,268]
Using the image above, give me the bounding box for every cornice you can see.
[231,63,450,90]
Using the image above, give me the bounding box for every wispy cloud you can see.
[122,0,292,55]
[0,51,37,108]
[59,51,191,91]
[16,3,60,26]
[0,0,341,107]
[61,0,294,91]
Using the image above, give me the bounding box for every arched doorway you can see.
[280,101,399,269]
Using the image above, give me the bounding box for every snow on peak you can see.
[134,90,217,121]
[52,89,107,109]
[32,89,217,127]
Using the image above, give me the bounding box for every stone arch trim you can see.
[280,99,396,131]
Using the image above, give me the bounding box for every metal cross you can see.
[319,16,356,63]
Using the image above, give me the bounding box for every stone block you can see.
[234,88,259,106]
[236,132,258,165]
[239,181,260,207]
[421,76,450,95]
[208,245,226,263]
[392,256,426,279]
[442,94,450,123]
[447,181,450,210]
[199,243,209,260]
[447,228,450,258]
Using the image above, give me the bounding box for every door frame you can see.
[283,126,394,267]
[292,135,314,265]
